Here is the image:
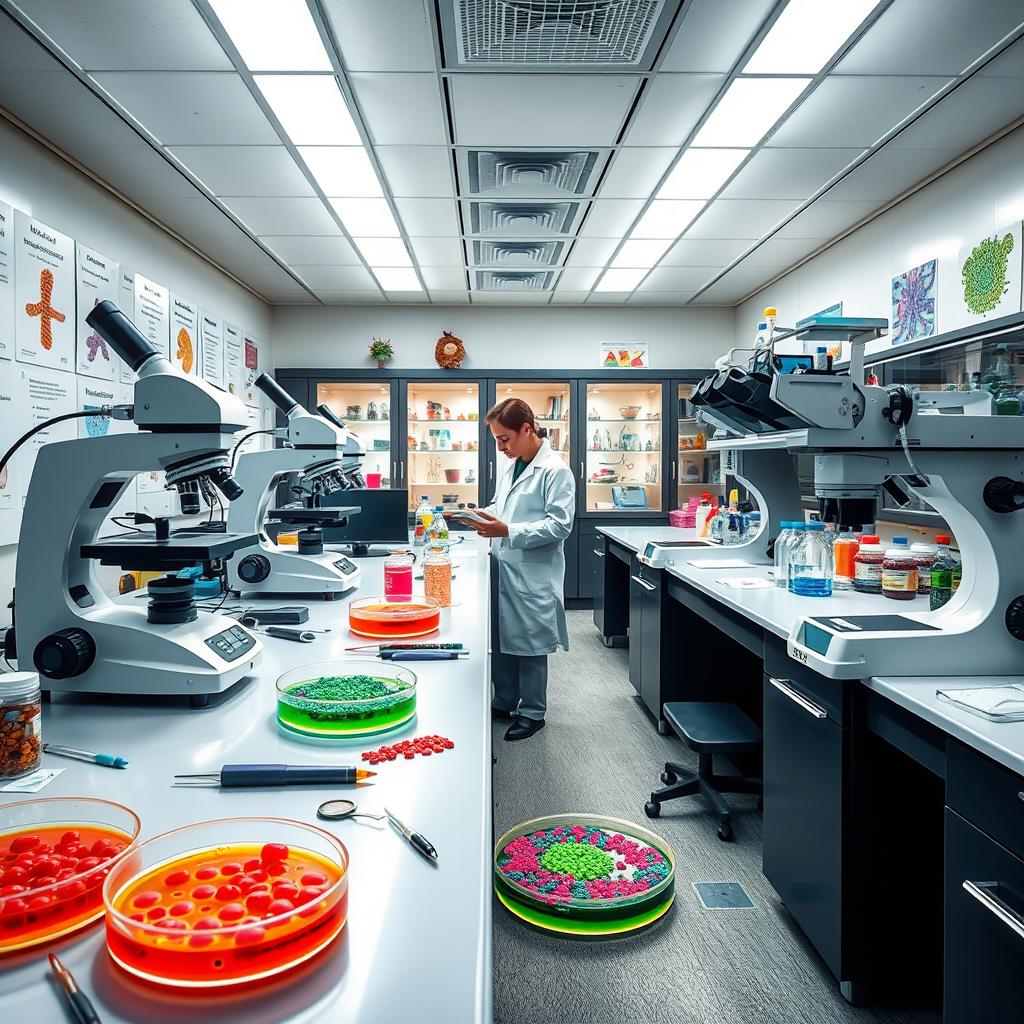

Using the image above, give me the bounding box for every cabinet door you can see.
[762,672,844,979]
[639,575,663,721]
[314,379,399,487]
[945,808,1024,1024]
[628,567,645,694]
[591,533,608,627]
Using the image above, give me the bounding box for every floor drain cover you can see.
[692,881,754,910]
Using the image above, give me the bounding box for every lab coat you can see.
[485,439,576,657]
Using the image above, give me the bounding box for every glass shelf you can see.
[407,383,481,511]
[494,381,573,472]
[408,419,479,424]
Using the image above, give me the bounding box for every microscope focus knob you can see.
[984,476,1024,514]
[34,628,96,679]
[237,553,272,584]
[1006,597,1024,642]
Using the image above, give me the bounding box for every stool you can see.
[644,702,763,842]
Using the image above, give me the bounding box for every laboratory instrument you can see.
[49,955,102,1024]
[173,763,377,787]
[378,650,465,661]
[42,743,129,769]
[316,800,438,861]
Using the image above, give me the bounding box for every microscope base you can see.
[228,547,361,598]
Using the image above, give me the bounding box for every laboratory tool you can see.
[49,955,102,1024]
[378,650,466,661]
[227,374,363,597]
[348,596,441,638]
[102,819,348,987]
[173,764,377,787]
[256,626,324,643]
[345,642,464,652]
[239,606,310,625]
[317,800,438,860]
[13,300,262,700]
[276,662,417,738]
[43,743,129,769]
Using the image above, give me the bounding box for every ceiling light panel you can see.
[744,0,881,74]
[594,268,647,291]
[692,77,810,147]
[631,200,705,239]
[208,0,332,71]
[463,150,604,198]
[610,238,674,268]
[658,148,749,200]
[659,0,776,72]
[328,198,401,236]
[254,75,361,145]
[353,238,413,266]
[374,267,422,290]
[298,146,383,197]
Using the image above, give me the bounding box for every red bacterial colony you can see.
[361,734,454,764]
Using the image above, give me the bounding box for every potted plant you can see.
[369,336,393,369]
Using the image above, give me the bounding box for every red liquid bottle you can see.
[384,549,414,601]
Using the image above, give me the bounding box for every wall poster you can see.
[224,322,242,397]
[75,244,120,381]
[0,201,13,359]
[200,312,224,388]
[169,295,199,376]
[133,274,170,360]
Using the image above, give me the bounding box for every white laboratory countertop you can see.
[2,537,492,1024]
[597,525,698,551]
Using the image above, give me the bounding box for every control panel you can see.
[205,624,258,662]
[333,557,357,575]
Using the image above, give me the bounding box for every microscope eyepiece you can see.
[86,300,158,371]
[256,373,299,416]
[316,403,346,429]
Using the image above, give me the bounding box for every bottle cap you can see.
[935,534,951,544]
[764,306,777,317]
[892,537,908,544]
[807,522,825,531]
[860,535,881,544]
[0,671,40,702]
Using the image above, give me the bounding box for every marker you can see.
[43,744,128,769]
[49,954,102,1024]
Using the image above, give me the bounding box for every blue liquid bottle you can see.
[790,522,834,597]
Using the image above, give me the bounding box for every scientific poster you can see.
[955,222,1023,328]
[243,333,259,403]
[14,212,75,372]
[200,311,224,388]
[133,274,170,360]
[14,364,77,504]
[224,322,242,397]
[169,295,199,376]
[0,201,13,359]
[0,358,17,509]
[75,244,120,381]
[118,267,135,384]
[599,342,648,368]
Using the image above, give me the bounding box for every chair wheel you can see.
[717,825,734,842]
[660,771,678,785]
[644,801,660,818]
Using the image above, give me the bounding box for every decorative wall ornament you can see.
[435,330,465,368]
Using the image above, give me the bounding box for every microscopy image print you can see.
[176,327,194,374]
[891,259,937,346]
[962,232,1014,315]
[25,268,66,350]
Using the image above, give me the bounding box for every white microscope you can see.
[226,374,363,598]
[13,300,262,705]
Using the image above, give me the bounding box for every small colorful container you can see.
[348,596,441,639]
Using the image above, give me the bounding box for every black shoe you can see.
[504,717,545,741]
[491,706,515,721]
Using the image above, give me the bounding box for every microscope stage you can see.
[81,532,260,570]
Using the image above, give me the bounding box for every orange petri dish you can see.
[348,595,441,639]
[0,797,141,953]
[104,818,348,988]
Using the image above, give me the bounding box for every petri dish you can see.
[348,595,441,639]
[276,661,417,739]
[0,796,141,953]
[493,813,675,937]
[104,817,348,988]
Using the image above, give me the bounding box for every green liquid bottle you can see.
[930,534,960,610]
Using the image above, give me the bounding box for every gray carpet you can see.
[491,611,941,1024]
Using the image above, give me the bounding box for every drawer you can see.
[764,635,845,726]
[947,741,1024,859]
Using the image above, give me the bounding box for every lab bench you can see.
[2,537,493,1024]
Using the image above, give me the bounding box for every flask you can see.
[853,535,885,595]
[790,522,833,597]
[773,522,795,588]
[833,532,859,591]
[384,548,414,601]
[910,541,937,597]
[930,535,961,610]
[882,537,918,601]
[0,672,41,779]
[423,545,452,607]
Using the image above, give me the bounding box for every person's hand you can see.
[468,510,508,538]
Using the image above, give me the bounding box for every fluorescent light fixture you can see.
[744,0,879,74]
[692,78,809,147]
[610,238,674,269]
[354,238,412,266]
[209,0,332,71]
[594,268,647,291]
[329,199,401,237]
[373,268,422,291]
[659,149,748,200]
[299,146,382,197]
[255,75,360,145]
[631,201,705,239]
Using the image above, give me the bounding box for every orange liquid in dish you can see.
[107,842,346,987]
[0,824,132,952]
[349,601,441,639]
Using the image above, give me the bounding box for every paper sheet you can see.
[718,577,773,590]
[688,558,755,569]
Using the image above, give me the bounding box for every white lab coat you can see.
[485,439,576,657]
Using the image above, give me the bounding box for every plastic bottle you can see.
[853,535,885,595]
[833,532,859,591]
[423,544,452,607]
[710,501,729,544]
[786,524,807,592]
[773,522,795,589]
[383,549,414,601]
[696,493,715,539]
[910,541,937,597]
[790,522,833,597]
[882,537,918,601]
[930,535,961,610]
[428,507,449,544]
[413,496,431,546]
[814,346,828,371]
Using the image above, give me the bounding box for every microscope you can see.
[226,374,363,598]
[14,300,262,703]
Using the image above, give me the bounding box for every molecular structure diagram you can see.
[25,268,66,350]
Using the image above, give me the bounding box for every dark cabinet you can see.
[628,558,670,731]
[590,534,629,643]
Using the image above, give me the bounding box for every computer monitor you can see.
[319,488,410,556]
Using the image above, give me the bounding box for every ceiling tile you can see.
[350,73,447,145]
[471,292,552,304]
[599,148,677,198]
[14,0,233,70]
[377,146,453,197]
[0,16,61,71]
[222,197,342,235]
[837,0,1024,75]
[187,233,289,276]
[558,268,602,290]
[772,199,881,240]
[322,0,437,72]
[660,0,777,72]
[263,286,320,303]
[236,260,314,294]
[427,291,470,303]
[314,291,387,303]
[981,35,1024,77]
[628,291,697,304]
[624,74,725,146]
[92,72,279,145]
[685,199,799,239]
[291,265,377,290]
[566,237,620,266]
[737,236,829,268]
[688,284,745,304]
[383,289,427,300]
[394,198,459,235]
[823,147,960,201]
[142,196,249,241]
[550,291,591,304]
[167,146,313,197]
[579,200,645,238]
[586,292,632,304]
[421,267,466,290]
[768,76,952,148]
[450,75,640,146]
[695,263,776,299]
[661,237,757,266]
[721,148,864,201]
[638,266,718,291]
[259,235,360,264]
[74,145,199,199]
[409,236,464,265]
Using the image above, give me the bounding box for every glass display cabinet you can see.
[492,381,572,467]
[675,383,722,505]
[316,381,394,487]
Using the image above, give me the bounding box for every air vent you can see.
[468,201,582,237]
[448,0,670,68]
[467,150,600,197]
[474,270,556,290]
[473,240,565,266]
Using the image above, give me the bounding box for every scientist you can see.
[468,398,576,741]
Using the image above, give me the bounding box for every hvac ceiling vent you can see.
[467,150,601,197]
[468,201,582,237]
[474,270,556,290]
[473,240,565,266]
[445,0,675,70]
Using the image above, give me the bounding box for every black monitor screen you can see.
[320,488,410,547]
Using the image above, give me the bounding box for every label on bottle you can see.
[855,561,882,584]
[384,565,413,599]
[931,567,952,591]
[951,566,962,592]
[882,567,918,592]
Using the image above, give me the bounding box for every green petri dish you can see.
[276,660,417,739]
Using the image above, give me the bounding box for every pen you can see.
[384,807,438,862]
[378,650,468,661]
[43,743,129,769]
[173,764,376,787]
[49,954,101,1024]
[345,642,464,652]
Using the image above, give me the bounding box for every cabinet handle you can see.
[593,549,605,557]
[392,461,397,482]
[489,461,494,481]
[963,880,1024,940]
[769,677,827,719]
[630,574,656,592]
[579,461,584,480]
[671,460,676,480]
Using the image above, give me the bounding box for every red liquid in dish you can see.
[349,601,440,639]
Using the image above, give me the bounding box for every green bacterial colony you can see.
[540,843,614,881]
[962,232,1014,315]
[277,674,416,737]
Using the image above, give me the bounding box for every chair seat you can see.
[663,702,762,754]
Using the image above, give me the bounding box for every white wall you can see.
[735,124,1024,350]
[272,304,734,372]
